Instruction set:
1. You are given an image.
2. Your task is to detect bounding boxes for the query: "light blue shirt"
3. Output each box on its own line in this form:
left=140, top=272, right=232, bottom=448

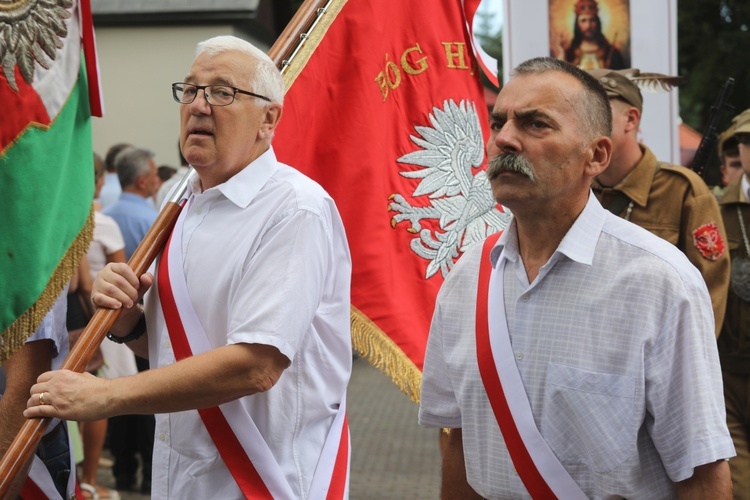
left=420, top=193, right=734, bottom=499
left=103, top=192, right=157, bottom=259
left=97, top=172, right=121, bottom=209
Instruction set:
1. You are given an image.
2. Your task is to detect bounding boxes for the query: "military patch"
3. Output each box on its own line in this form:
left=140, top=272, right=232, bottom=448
left=693, top=222, right=725, bottom=261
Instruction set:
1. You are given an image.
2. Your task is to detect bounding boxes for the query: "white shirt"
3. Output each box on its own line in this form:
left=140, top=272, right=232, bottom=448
left=87, top=211, right=125, bottom=278
left=419, top=194, right=734, bottom=499
left=144, top=147, right=352, bottom=499
left=8, top=288, right=70, bottom=433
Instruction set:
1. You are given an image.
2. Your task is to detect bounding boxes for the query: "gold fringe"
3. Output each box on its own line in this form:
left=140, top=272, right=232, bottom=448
left=351, top=306, right=423, bottom=403
left=0, top=205, right=95, bottom=364
left=282, top=0, right=348, bottom=90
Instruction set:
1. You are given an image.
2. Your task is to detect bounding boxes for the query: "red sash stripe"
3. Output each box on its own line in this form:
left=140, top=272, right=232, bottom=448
left=326, top=414, right=349, bottom=500
left=157, top=232, right=273, bottom=500
left=475, top=233, right=557, bottom=499
left=19, top=478, right=46, bottom=500
left=79, top=0, right=103, bottom=117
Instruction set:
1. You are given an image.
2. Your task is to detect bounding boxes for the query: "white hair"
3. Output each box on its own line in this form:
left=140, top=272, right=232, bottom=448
left=196, top=35, right=284, bottom=106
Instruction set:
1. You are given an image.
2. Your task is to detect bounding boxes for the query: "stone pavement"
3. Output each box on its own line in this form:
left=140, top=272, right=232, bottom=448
left=94, top=356, right=441, bottom=499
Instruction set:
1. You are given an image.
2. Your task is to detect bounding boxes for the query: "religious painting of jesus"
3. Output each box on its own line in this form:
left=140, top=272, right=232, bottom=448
left=549, top=0, right=631, bottom=70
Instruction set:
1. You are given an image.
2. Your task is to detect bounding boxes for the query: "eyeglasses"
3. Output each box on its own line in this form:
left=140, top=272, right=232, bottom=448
left=172, top=82, right=271, bottom=107
left=736, top=133, right=750, bottom=145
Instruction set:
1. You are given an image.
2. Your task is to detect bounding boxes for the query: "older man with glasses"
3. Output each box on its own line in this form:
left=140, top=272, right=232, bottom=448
left=24, top=36, right=353, bottom=499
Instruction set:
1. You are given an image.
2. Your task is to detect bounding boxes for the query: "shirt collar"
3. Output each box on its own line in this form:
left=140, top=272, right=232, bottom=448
left=742, top=174, right=750, bottom=203
left=592, top=145, right=656, bottom=207
left=187, top=147, right=278, bottom=208
left=489, top=192, right=605, bottom=269
left=119, top=191, right=150, bottom=204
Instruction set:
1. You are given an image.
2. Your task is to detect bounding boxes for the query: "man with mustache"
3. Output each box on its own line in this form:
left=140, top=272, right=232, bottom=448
left=419, top=57, right=734, bottom=498
left=24, top=36, right=352, bottom=499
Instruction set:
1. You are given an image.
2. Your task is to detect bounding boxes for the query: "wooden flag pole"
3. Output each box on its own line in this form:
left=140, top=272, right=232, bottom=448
left=0, top=0, right=342, bottom=492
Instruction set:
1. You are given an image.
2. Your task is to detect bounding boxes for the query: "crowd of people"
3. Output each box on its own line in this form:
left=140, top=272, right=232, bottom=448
left=1, top=33, right=749, bottom=500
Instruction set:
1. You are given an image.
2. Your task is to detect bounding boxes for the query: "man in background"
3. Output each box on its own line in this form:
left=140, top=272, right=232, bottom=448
left=590, top=68, right=730, bottom=336
left=97, top=143, right=131, bottom=209
left=103, top=147, right=160, bottom=260
left=717, top=108, right=750, bottom=499
left=714, top=125, right=743, bottom=199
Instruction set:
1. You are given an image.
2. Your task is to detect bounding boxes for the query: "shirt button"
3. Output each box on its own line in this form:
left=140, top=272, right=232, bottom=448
left=515, top=351, right=524, bottom=360
left=195, top=207, right=202, bottom=214
left=159, top=433, right=166, bottom=441
left=520, top=294, right=530, bottom=302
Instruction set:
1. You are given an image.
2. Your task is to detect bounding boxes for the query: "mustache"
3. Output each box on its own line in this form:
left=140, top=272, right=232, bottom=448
left=487, top=153, right=535, bottom=182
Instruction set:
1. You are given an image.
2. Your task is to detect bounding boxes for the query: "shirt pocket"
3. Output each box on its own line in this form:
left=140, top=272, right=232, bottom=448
left=541, top=363, right=636, bottom=473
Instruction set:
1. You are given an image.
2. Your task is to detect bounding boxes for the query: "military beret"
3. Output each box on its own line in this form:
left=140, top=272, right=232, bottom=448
left=586, top=69, right=643, bottom=113
left=732, top=108, right=750, bottom=135
left=718, top=125, right=738, bottom=158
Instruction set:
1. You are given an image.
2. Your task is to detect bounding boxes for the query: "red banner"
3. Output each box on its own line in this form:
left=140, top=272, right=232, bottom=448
left=274, top=0, right=508, bottom=399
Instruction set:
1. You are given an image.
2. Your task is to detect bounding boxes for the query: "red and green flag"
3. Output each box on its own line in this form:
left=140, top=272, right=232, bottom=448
left=274, top=0, right=508, bottom=399
left=0, top=0, right=102, bottom=362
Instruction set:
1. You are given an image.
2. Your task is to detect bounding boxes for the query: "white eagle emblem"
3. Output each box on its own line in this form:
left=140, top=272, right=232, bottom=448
left=0, top=0, right=73, bottom=91
left=389, top=99, right=510, bottom=279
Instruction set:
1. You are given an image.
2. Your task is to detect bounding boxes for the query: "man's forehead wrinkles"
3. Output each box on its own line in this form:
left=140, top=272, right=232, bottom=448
left=183, top=73, right=236, bottom=86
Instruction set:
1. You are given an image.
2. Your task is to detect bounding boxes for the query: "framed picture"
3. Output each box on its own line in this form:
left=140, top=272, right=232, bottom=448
left=548, top=0, right=631, bottom=70
left=503, top=0, right=679, bottom=163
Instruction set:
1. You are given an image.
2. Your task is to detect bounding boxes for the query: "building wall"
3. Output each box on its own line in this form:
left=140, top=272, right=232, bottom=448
left=92, top=25, right=270, bottom=167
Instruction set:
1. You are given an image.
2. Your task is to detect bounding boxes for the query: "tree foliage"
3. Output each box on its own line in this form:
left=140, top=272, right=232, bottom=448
left=678, top=0, right=750, bottom=133
left=475, top=9, right=503, bottom=88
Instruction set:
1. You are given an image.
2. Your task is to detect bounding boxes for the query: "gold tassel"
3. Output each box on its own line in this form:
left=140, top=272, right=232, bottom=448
left=351, top=306, right=423, bottom=403
left=0, top=205, right=95, bottom=364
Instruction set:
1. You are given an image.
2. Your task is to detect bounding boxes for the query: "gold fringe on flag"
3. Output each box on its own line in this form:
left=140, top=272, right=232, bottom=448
left=0, top=205, right=95, bottom=364
left=351, top=306, right=423, bottom=403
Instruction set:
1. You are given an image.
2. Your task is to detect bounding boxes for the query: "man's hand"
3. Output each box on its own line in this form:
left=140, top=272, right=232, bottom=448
left=92, top=262, right=153, bottom=311
left=23, top=370, right=113, bottom=422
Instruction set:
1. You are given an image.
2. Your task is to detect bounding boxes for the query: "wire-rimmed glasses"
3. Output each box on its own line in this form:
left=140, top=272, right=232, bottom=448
left=172, top=82, right=271, bottom=106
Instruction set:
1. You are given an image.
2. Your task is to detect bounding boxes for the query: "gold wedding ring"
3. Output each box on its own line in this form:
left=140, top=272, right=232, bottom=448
left=39, top=392, right=46, bottom=405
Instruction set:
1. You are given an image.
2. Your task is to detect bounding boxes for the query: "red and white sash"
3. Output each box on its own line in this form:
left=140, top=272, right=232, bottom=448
left=157, top=198, right=350, bottom=499
left=20, top=425, right=77, bottom=500
left=475, top=234, right=587, bottom=499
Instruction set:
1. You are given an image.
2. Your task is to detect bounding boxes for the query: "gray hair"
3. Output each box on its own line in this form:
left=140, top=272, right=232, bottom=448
left=196, top=35, right=284, bottom=106
left=512, top=57, right=612, bottom=139
left=115, top=147, right=155, bottom=188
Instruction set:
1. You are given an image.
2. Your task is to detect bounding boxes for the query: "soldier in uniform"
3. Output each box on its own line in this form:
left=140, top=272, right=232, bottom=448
left=718, top=108, right=750, bottom=499
left=714, top=125, right=743, bottom=199
left=589, top=68, right=730, bottom=336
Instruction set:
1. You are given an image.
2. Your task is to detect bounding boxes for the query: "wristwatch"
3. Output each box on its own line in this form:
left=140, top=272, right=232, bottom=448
left=106, top=312, right=147, bottom=344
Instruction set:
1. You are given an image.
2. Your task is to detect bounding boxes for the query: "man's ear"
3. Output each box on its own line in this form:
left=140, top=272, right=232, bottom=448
left=585, top=136, right=613, bottom=178
left=624, top=107, right=641, bottom=134
left=259, top=103, right=283, bottom=140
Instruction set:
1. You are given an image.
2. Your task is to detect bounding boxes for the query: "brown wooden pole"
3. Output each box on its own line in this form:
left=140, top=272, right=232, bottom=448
left=0, top=0, right=336, bottom=494
left=0, top=201, right=183, bottom=494
left=268, top=0, right=329, bottom=66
